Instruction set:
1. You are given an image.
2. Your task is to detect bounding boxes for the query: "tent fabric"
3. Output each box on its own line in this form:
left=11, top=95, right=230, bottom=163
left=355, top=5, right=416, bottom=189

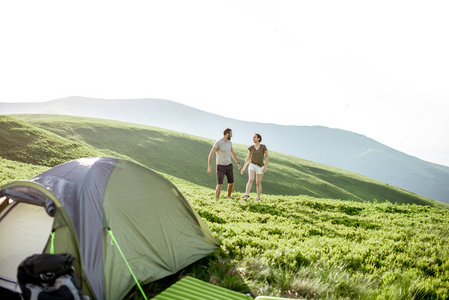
left=0, top=157, right=218, bottom=300
left=102, top=159, right=217, bottom=298
left=33, top=157, right=117, bottom=299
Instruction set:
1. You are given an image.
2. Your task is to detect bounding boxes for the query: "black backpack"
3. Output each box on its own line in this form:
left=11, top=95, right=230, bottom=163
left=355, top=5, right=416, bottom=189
left=17, top=253, right=88, bottom=300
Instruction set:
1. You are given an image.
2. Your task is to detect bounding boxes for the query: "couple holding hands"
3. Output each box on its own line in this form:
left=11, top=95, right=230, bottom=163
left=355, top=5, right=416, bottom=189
left=207, top=128, right=269, bottom=201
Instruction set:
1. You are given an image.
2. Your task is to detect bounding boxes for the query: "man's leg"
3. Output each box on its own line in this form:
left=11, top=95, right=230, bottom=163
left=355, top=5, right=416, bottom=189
left=216, top=165, right=225, bottom=200
left=226, top=164, right=235, bottom=198
left=227, top=183, right=234, bottom=197
left=215, top=184, right=222, bottom=200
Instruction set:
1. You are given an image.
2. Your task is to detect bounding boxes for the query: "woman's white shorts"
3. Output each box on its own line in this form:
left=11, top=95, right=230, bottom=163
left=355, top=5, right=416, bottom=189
left=249, top=163, right=265, bottom=175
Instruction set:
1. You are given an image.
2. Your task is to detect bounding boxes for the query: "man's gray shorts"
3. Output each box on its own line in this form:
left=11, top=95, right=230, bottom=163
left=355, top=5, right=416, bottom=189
left=216, top=164, right=234, bottom=184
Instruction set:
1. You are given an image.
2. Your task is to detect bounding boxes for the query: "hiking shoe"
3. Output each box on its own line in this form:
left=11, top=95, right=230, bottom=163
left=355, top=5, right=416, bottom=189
left=243, top=194, right=249, bottom=200
left=256, top=197, right=260, bottom=201
left=227, top=196, right=233, bottom=199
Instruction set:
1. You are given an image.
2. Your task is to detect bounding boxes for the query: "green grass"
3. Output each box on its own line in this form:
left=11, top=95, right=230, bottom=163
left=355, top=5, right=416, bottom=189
left=0, top=157, right=48, bottom=183
left=136, top=177, right=449, bottom=299
left=2, top=114, right=449, bottom=299
left=0, top=116, right=106, bottom=166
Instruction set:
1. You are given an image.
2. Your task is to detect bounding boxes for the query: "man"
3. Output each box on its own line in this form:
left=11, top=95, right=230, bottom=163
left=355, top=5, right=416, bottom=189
left=207, top=128, right=241, bottom=200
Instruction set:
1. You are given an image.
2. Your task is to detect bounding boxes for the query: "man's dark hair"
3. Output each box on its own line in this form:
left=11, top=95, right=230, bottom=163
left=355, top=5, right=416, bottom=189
left=255, top=133, right=262, bottom=142
left=223, top=128, right=232, bottom=136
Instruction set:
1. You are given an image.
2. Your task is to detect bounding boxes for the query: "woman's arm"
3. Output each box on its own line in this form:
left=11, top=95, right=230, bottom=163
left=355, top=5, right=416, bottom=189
left=263, top=150, right=269, bottom=174
left=240, top=150, right=252, bottom=174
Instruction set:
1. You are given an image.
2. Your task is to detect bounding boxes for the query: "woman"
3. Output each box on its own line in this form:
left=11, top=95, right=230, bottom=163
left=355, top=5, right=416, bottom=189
left=240, top=133, right=269, bottom=200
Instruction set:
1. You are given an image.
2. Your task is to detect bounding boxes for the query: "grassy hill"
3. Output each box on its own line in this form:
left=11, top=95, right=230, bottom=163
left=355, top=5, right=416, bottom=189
left=1, top=114, right=449, bottom=299
left=3, top=97, right=448, bottom=204
left=0, top=116, right=105, bottom=166
left=5, top=114, right=441, bottom=207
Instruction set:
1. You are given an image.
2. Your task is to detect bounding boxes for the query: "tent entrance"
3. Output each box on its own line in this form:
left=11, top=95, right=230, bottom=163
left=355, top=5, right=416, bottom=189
left=0, top=200, right=54, bottom=292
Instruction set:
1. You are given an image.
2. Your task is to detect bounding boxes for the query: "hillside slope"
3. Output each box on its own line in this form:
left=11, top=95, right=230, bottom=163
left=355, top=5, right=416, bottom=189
left=3, top=114, right=442, bottom=207
left=0, top=116, right=106, bottom=166
left=1, top=97, right=448, bottom=203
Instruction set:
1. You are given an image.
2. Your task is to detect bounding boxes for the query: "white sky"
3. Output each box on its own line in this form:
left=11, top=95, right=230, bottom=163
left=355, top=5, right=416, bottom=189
left=1, top=0, right=448, bottom=166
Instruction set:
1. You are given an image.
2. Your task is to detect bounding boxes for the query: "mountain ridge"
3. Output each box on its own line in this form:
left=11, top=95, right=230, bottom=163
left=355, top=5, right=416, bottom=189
left=1, top=96, right=448, bottom=203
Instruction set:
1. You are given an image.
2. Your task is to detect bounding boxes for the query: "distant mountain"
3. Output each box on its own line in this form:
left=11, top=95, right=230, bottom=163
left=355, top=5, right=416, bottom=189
left=1, top=96, right=448, bottom=203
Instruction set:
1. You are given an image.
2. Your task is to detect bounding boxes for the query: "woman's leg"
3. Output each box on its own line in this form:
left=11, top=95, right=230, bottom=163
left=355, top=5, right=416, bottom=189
left=245, top=170, right=255, bottom=195
left=256, top=174, right=263, bottom=199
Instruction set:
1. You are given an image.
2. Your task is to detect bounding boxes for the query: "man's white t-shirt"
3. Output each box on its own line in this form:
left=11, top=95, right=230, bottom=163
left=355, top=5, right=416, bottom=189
left=213, top=139, right=232, bottom=165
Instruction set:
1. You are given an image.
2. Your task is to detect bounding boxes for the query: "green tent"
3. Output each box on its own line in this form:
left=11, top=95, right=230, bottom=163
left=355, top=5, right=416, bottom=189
left=0, top=157, right=218, bottom=300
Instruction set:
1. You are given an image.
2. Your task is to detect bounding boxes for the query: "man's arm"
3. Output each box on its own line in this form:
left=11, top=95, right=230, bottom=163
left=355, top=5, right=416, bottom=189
left=230, top=148, right=241, bottom=169
left=207, top=147, right=217, bottom=174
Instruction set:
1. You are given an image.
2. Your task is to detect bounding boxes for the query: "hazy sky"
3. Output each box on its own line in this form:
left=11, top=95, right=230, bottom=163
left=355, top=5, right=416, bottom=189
left=1, top=1, right=448, bottom=166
